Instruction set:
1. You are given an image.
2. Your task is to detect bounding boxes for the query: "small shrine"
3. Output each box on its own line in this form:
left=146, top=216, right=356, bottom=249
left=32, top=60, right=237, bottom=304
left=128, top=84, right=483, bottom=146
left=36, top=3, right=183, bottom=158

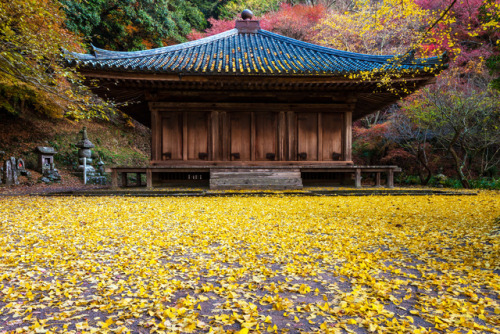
left=34, top=147, right=61, bottom=183
left=35, top=146, right=57, bottom=173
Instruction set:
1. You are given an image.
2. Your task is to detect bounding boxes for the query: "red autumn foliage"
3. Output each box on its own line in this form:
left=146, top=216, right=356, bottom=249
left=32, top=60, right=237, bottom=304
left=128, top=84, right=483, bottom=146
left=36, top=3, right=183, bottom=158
left=187, top=3, right=326, bottom=42
left=262, top=4, right=326, bottom=42
left=417, top=0, right=499, bottom=66
left=352, top=123, right=392, bottom=165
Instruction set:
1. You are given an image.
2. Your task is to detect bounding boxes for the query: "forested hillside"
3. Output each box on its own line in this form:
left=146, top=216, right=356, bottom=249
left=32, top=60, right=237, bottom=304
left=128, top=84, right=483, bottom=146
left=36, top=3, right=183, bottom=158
left=0, top=0, right=499, bottom=188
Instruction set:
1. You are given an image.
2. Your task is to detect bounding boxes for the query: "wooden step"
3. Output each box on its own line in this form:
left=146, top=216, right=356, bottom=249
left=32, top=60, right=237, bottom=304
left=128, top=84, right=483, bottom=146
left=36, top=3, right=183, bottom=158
left=210, top=168, right=303, bottom=190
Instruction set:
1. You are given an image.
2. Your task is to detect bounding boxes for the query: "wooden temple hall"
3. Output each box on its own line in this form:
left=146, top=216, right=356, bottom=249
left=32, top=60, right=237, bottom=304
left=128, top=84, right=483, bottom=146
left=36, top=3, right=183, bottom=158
left=68, top=11, right=446, bottom=189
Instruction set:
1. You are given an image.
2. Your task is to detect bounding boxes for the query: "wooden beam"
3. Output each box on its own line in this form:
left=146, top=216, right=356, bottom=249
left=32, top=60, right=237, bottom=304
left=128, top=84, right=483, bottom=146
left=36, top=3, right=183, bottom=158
left=81, top=70, right=435, bottom=84
left=149, top=102, right=352, bottom=112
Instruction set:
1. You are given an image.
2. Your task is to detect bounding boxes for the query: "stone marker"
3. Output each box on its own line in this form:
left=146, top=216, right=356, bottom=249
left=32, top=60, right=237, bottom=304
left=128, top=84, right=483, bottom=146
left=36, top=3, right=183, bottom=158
left=3, top=159, right=19, bottom=186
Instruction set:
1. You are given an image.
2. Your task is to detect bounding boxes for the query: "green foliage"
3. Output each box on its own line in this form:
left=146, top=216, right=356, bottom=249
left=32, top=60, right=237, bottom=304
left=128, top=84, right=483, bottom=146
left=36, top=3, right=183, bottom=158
left=398, top=173, right=422, bottom=185
left=219, top=0, right=281, bottom=19
left=190, top=0, right=230, bottom=20
left=486, top=54, right=500, bottom=91
left=470, top=178, right=500, bottom=190
left=425, top=176, right=500, bottom=189
left=95, top=147, right=148, bottom=166
left=61, top=0, right=207, bottom=50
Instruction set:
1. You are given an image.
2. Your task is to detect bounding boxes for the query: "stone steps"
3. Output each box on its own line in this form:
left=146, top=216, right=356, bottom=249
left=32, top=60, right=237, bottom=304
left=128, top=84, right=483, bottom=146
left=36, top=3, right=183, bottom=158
left=210, top=168, right=303, bottom=190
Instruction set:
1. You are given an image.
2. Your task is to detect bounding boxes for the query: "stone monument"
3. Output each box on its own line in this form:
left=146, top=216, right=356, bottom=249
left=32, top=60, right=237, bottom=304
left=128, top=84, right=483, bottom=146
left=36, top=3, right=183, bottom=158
left=34, top=146, right=61, bottom=183
left=76, top=127, right=96, bottom=174
left=2, top=158, right=18, bottom=186
left=75, top=127, right=106, bottom=184
left=16, top=158, right=31, bottom=178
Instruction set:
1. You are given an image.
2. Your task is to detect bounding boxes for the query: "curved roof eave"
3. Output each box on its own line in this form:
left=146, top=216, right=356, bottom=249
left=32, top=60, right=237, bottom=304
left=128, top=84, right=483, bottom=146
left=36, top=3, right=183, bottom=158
left=65, top=27, right=446, bottom=76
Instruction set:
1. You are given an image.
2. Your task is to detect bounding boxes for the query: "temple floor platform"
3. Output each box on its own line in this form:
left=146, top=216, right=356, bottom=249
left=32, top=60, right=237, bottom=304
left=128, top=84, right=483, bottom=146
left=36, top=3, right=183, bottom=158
left=105, top=165, right=403, bottom=190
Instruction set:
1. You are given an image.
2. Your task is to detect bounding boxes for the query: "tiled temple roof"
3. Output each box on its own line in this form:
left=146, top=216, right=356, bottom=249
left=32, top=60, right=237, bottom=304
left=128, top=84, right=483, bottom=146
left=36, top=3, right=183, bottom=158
left=67, top=22, right=446, bottom=76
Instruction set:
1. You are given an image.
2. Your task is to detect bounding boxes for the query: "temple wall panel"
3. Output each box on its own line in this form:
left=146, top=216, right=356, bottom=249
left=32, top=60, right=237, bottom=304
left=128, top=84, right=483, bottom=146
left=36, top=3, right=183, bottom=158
left=152, top=108, right=352, bottom=164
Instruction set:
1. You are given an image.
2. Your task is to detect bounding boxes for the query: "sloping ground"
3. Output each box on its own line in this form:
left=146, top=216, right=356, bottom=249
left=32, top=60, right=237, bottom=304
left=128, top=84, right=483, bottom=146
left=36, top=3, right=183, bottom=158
left=0, top=111, right=150, bottom=193
left=0, top=193, right=499, bottom=333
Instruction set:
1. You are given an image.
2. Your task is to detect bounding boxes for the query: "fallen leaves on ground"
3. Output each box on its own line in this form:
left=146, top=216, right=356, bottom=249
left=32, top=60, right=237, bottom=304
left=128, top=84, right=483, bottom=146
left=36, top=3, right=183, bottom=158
left=0, top=192, right=499, bottom=333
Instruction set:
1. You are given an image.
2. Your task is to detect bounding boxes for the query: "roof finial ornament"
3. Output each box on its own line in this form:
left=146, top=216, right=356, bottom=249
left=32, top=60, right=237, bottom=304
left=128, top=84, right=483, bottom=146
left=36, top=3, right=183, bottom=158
left=241, top=9, right=253, bottom=20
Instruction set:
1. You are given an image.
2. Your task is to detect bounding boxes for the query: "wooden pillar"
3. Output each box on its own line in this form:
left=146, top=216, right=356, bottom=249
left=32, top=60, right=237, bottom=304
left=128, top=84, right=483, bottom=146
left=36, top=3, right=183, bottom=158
left=375, top=172, right=381, bottom=187
left=221, top=112, right=228, bottom=161
left=121, top=173, right=128, bottom=187
left=210, top=111, right=219, bottom=160
left=355, top=168, right=361, bottom=188
left=182, top=112, right=188, bottom=161
left=111, top=169, right=118, bottom=189
left=146, top=168, right=152, bottom=188
left=387, top=169, right=394, bottom=188
left=317, top=113, right=323, bottom=161
left=251, top=112, right=256, bottom=161
left=344, top=111, right=352, bottom=162
left=149, top=105, right=161, bottom=162
left=287, top=111, right=296, bottom=161
left=278, top=111, right=285, bottom=161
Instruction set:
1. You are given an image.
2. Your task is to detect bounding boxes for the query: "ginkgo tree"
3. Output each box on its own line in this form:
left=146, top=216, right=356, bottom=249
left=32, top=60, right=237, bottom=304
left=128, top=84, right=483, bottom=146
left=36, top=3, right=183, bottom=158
left=0, top=0, right=112, bottom=119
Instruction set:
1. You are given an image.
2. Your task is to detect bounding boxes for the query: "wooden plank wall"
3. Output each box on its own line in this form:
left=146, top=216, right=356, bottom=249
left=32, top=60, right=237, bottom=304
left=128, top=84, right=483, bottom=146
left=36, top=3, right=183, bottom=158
left=150, top=108, right=351, bottom=163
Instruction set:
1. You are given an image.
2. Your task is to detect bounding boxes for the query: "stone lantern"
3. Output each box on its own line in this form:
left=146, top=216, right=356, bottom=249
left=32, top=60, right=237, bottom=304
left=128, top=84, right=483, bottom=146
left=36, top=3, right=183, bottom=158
left=76, top=127, right=95, bottom=174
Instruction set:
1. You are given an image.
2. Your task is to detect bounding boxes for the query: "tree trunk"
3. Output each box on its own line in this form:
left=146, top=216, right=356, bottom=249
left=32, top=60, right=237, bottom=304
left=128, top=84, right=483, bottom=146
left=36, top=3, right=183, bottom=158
left=449, top=146, right=470, bottom=188
left=448, top=129, right=470, bottom=188
left=416, top=145, right=432, bottom=185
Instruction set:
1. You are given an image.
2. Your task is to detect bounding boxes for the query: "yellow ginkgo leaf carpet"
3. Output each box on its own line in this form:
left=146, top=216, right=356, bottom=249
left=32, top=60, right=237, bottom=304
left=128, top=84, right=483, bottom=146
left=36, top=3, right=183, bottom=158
left=0, top=193, right=499, bottom=333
